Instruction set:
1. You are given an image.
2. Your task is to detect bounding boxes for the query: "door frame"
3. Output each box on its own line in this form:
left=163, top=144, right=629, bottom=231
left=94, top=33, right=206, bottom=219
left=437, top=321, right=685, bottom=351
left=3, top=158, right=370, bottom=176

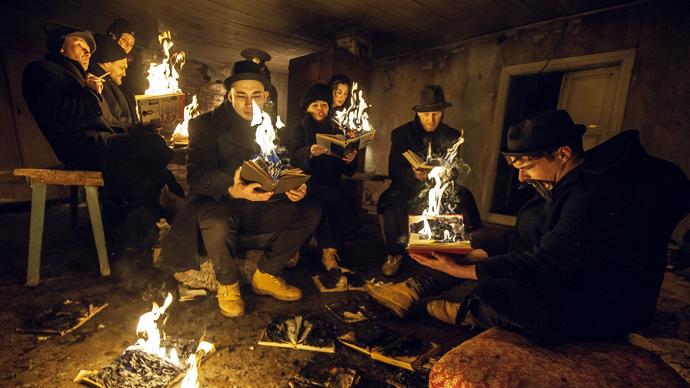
left=482, top=49, right=636, bottom=226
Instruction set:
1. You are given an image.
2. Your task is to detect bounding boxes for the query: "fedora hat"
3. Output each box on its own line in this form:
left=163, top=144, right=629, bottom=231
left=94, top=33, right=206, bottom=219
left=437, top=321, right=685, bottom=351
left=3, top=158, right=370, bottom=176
left=223, top=60, right=269, bottom=91
left=502, top=110, right=586, bottom=157
left=412, top=85, right=452, bottom=112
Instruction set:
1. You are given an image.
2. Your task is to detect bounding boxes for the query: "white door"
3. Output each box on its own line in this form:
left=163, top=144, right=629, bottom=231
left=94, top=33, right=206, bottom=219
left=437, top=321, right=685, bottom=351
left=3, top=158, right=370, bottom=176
left=558, top=66, right=621, bottom=150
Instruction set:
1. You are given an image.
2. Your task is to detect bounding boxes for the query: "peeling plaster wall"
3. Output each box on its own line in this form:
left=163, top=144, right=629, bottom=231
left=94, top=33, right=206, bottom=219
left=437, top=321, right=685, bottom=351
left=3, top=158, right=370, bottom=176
left=365, top=0, right=690, bottom=237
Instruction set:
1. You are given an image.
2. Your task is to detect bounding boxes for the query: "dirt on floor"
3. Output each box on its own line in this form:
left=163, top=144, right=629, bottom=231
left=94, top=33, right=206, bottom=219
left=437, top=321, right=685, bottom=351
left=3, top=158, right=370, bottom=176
left=0, top=201, right=688, bottom=387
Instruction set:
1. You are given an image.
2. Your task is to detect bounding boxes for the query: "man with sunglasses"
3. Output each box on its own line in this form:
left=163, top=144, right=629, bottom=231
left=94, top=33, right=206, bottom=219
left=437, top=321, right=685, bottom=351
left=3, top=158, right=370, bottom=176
left=367, top=109, right=689, bottom=344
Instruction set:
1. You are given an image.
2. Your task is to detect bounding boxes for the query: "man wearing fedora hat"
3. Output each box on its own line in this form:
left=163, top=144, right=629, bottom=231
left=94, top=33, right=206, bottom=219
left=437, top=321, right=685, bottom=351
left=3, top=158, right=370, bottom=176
left=376, top=85, right=482, bottom=277
left=159, top=60, right=321, bottom=318
left=371, top=109, right=690, bottom=344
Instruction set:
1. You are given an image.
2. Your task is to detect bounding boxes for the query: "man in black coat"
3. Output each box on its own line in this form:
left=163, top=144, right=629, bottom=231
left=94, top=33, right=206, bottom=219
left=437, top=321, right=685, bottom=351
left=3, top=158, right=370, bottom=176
left=378, top=85, right=482, bottom=277
left=159, top=60, right=321, bottom=318
left=22, top=27, right=175, bottom=249
left=89, top=33, right=136, bottom=132
left=370, top=110, right=690, bottom=344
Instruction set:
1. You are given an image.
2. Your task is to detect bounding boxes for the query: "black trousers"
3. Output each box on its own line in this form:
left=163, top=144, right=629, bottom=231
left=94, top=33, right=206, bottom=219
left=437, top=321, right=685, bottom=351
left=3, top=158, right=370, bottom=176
left=308, top=184, right=360, bottom=251
left=379, top=189, right=417, bottom=256
left=197, top=197, right=321, bottom=284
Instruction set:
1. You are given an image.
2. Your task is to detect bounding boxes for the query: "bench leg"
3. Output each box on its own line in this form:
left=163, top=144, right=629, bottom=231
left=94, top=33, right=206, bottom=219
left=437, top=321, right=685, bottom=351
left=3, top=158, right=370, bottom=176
left=85, top=186, right=110, bottom=277
left=26, top=182, right=47, bottom=287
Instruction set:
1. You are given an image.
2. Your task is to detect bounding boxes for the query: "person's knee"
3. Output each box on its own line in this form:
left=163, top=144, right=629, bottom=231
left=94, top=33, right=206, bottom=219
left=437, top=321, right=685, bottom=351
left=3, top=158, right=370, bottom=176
left=300, top=199, right=322, bottom=227
left=198, top=207, right=235, bottom=236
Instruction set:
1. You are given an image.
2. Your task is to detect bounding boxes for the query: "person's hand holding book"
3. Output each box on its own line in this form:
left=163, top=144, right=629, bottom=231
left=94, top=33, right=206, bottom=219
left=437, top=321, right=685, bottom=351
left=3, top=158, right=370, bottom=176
left=342, top=150, right=358, bottom=164
left=310, top=144, right=328, bottom=158
left=285, top=183, right=307, bottom=202
left=228, top=167, right=274, bottom=201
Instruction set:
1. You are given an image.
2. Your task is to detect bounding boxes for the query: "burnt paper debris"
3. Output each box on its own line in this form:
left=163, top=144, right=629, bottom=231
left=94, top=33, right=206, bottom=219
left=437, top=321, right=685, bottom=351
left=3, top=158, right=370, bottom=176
left=313, top=268, right=365, bottom=292
left=288, top=361, right=360, bottom=388
left=324, top=296, right=383, bottom=323
left=19, top=299, right=108, bottom=337
left=259, top=314, right=335, bottom=352
left=75, top=338, right=205, bottom=388
left=338, top=325, right=440, bottom=371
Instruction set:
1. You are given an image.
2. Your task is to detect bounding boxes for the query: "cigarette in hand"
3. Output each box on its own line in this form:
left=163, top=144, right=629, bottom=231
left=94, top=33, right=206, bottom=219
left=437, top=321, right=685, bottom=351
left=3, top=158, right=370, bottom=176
left=91, top=72, right=110, bottom=80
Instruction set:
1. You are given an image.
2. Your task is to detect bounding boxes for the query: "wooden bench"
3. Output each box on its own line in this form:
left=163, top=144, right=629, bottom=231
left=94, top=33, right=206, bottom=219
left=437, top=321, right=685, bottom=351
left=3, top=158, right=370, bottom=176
left=13, top=168, right=110, bottom=286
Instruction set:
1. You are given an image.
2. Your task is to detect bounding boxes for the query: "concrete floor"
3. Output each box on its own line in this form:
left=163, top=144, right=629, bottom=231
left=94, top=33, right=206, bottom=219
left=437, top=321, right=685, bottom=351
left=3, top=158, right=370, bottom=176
left=0, top=201, right=688, bottom=387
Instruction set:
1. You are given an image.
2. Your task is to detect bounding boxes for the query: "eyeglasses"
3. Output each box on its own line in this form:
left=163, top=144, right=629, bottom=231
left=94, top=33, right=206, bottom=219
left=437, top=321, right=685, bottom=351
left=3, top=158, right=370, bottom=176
left=504, top=149, right=558, bottom=168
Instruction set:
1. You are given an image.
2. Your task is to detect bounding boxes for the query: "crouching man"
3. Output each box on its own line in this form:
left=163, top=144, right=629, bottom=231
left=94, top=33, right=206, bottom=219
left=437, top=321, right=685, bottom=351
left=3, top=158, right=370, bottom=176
left=160, top=60, right=321, bottom=317
left=368, top=110, right=690, bottom=344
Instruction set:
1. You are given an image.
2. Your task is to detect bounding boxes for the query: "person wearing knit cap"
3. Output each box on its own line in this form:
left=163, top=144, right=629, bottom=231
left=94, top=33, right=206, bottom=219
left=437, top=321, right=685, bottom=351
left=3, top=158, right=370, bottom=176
left=22, top=27, right=176, bottom=252
left=160, top=59, right=321, bottom=318
left=284, top=83, right=360, bottom=272
left=89, top=33, right=133, bottom=132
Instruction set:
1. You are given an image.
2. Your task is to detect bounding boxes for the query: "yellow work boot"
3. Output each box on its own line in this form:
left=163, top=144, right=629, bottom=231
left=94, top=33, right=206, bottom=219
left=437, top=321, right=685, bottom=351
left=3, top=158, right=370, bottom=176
left=381, top=254, right=403, bottom=277
left=364, top=280, right=419, bottom=318
left=217, top=282, right=244, bottom=318
left=426, top=300, right=461, bottom=324
left=321, top=248, right=340, bottom=271
left=285, top=251, right=300, bottom=269
left=251, top=270, right=302, bottom=301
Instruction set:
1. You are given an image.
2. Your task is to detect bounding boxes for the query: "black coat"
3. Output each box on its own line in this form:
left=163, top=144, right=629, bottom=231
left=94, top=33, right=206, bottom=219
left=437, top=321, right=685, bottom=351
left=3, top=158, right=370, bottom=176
left=476, top=130, right=690, bottom=338
left=283, top=114, right=357, bottom=186
left=87, top=63, right=137, bottom=132
left=22, top=54, right=112, bottom=169
left=378, top=117, right=481, bottom=229
left=160, top=101, right=263, bottom=270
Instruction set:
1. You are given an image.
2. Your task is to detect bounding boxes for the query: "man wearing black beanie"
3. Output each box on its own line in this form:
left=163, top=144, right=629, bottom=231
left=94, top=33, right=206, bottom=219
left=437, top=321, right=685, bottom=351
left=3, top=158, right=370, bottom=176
left=90, top=33, right=133, bottom=131
left=23, top=27, right=175, bottom=251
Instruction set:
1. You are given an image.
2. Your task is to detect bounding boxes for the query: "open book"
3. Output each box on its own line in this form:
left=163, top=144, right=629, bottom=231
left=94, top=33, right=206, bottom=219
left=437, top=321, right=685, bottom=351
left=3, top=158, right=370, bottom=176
left=315, top=130, right=376, bottom=157
left=240, top=160, right=310, bottom=194
left=407, top=215, right=473, bottom=255
left=402, top=150, right=436, bottom=171
left=134, top=92, right=185, bottom=126
left=337, top=328, right=440, bottom=371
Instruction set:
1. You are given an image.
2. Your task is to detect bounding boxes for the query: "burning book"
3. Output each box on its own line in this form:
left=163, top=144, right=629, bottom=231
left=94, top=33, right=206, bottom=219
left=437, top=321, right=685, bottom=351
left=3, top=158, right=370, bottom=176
left=338, top=325, right=440, bottom=371
left=324, top=81, right=376, bottom=157
left=407, top=135, right=473, bottom=255
left=240, top=100, right=310, bottom=193
left=312, top=267, right=365, bottom=293
left=258, top=314, right=335, bottom=353
left=135, top=92, right=186, bottom=127
left=74, top=293, right=214, bottom=388
left=240, top=159, right=309, bottom=193
left=407, top=214, right=472, bottom=255
left=135, top=30, right=199, bottom=142
left=402, top=149, right=441, bottom=172
left=18, top=299, right=107, bottom=337
left=315, top=131, right=376, bottom=158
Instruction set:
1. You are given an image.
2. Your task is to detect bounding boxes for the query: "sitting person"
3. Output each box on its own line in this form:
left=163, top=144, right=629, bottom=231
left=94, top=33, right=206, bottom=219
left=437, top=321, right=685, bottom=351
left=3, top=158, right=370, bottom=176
left=284, top=83, right=360, bottom=271
left=378, top=85, right=481, bottom=277
left=88, top=33, right=136, bottom=132
left=106, top=18, right=146, bottom=99
left=159, top=60, right=321, bottom=318
left=22, top=27, right=175, bottom=248
left=368, top=109, right=690, bottom=344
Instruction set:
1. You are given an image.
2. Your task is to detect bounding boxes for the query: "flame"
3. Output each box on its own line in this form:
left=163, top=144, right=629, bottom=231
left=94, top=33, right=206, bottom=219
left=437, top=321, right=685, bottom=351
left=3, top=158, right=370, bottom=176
left=126, top=293, right=180, bottom=365
left=251, top=99, right=284, bottom=163
left=180, top=341, right=215, bottom=388
left=333, top=82, right=373, bottom=138
left=173, top=95, right=199, bottom=140
left=419, top=135, right=466, bottom=239
left=145, top=30, right=186, bottom=95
